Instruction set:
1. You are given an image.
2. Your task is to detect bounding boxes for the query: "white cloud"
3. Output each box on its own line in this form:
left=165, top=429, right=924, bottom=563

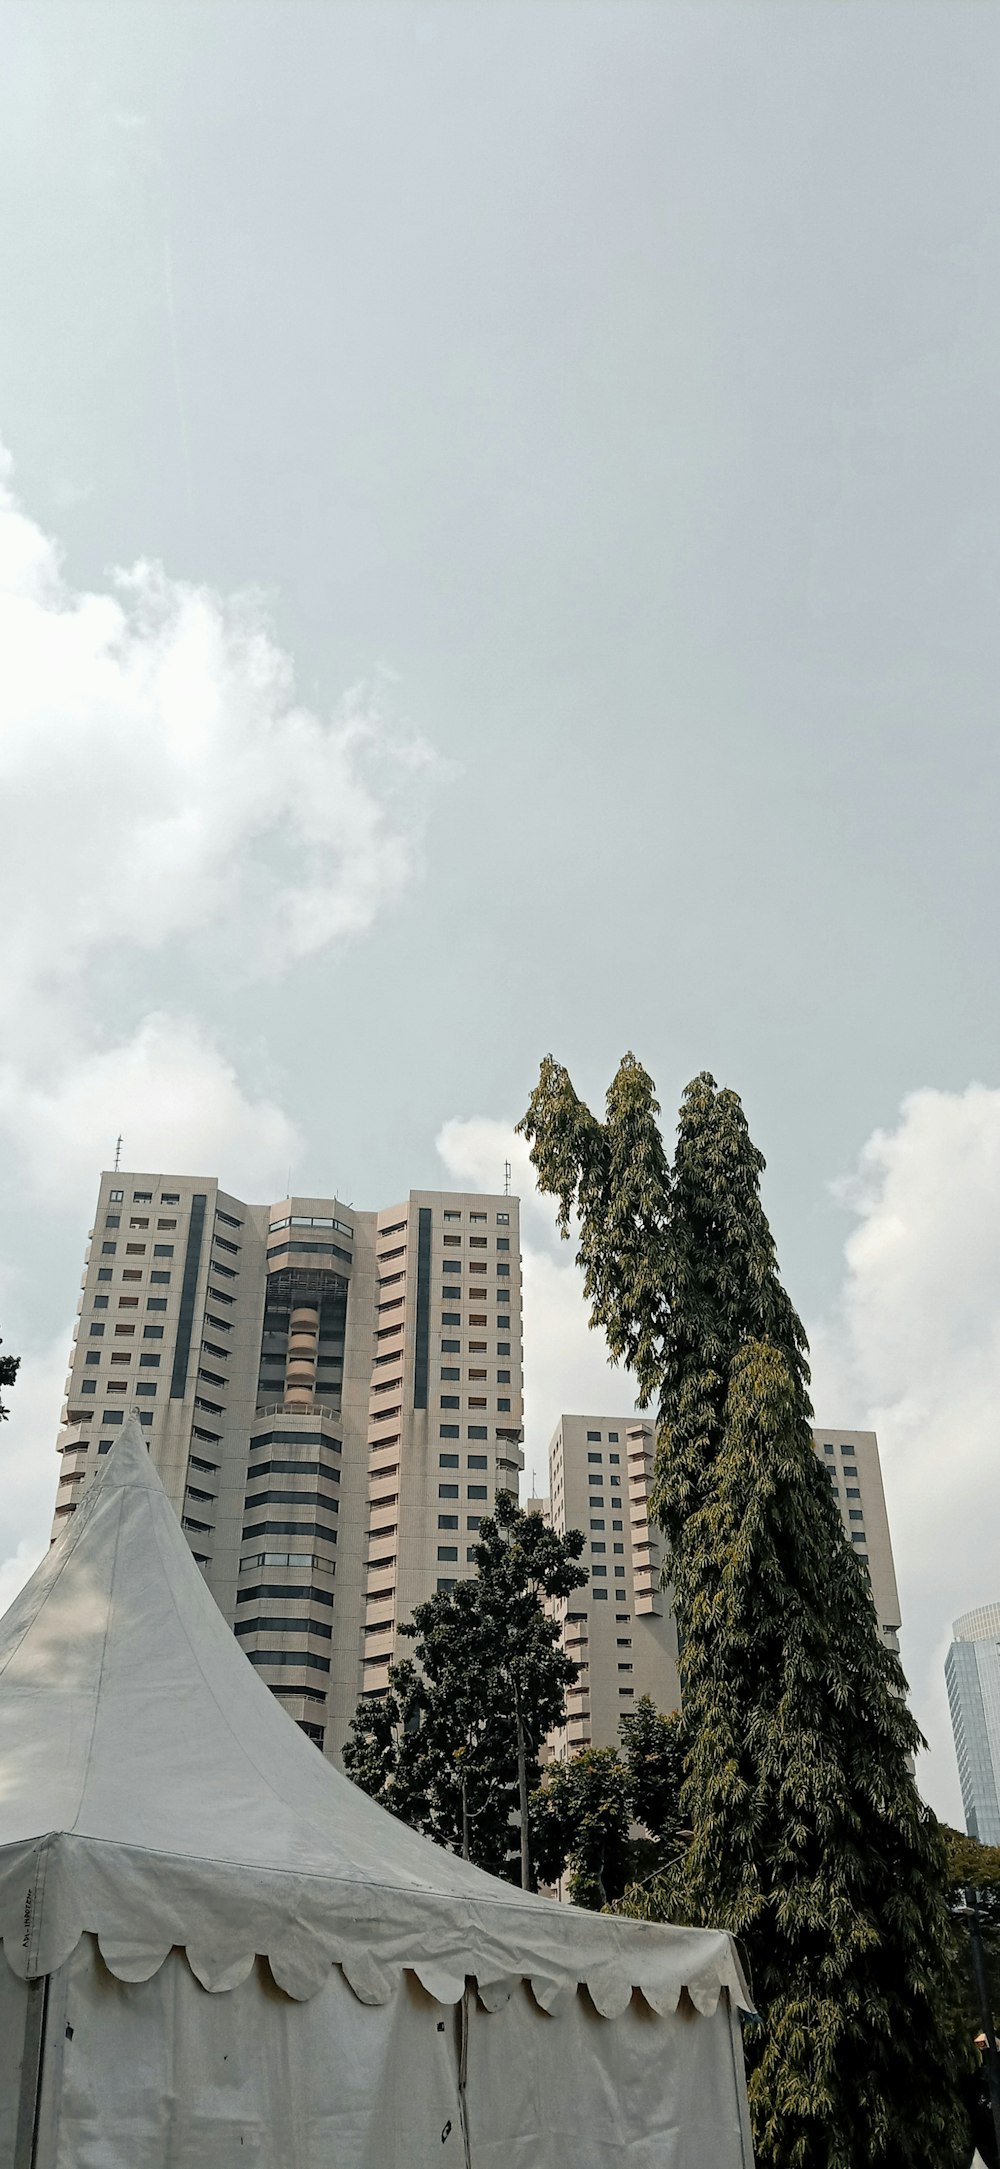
left=435, top=1116, right=639, bottom=1491
left=0, top=446, right=437, bottom=1060
left=0, top=1330, right=75, bottom=1615
left=0, top=1014, right=302, bottom=1215
left=811, top=1083, right=1000, bottom=1824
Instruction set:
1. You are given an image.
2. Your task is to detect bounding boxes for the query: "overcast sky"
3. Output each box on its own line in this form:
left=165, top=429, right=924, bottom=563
left=1, top=1, right=999, bottom=1822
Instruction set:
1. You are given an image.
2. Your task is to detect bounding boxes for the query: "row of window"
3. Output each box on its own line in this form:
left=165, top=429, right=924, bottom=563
left=439, top=1484, right=489, bottom=1499
left=441, top=1313, right=513, bottom=1328
left=440, top=1368, right=512, bottom=1382
left=441, top=1236, right=511, bottom=1250
left=440, top=1425, right=491, bottom=1441
left=105, top=1214, right=177, bottom=1232
left=107, top=1189, right=181, bottom=1205
left=440, top=1396, right=512, bottom=1411
left=101, top=1241, right=175, bottom=1259
left=440, top=1340, right=511, bottom=1356
left=442, top=1211, right=510, bottom=1225
left=438, top=1516, right=484, bottom=1532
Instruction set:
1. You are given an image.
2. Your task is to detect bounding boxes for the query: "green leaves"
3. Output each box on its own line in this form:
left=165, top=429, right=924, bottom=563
left=0, top=1335, right=18, bottom=1424
left=524, top=1054, right=971, bottom=2169
left=344, top=1496, right=587, bottom=1884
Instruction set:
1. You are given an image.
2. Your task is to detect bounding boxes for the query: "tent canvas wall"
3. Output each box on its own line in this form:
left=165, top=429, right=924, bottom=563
left=0, top=1419, right=755, bottom=2167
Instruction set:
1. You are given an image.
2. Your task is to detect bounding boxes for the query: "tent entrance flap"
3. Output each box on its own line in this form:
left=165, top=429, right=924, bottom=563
left=13, top=1975, right=46, bottom=2169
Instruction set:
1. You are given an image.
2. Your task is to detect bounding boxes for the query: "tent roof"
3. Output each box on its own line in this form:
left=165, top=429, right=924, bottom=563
left=0, top=1419, right=749, bottom=2015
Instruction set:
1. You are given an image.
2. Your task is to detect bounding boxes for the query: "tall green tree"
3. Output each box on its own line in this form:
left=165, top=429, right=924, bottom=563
left=520, top=1056, right=970, bottom=2169
left=345, top=1494, right=586, bottom=1883
left=0, top=1335, right=18, bottom=1424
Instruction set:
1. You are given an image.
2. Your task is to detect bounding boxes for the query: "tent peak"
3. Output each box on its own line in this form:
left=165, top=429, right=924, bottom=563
left=96, top=1412, right=159, bottom=1492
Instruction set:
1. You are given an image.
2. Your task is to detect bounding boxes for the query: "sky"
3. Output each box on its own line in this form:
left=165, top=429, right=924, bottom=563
left=0, top=0, right=998, bottom=1822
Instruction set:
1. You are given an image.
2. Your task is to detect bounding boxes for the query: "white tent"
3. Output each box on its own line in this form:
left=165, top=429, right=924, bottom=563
left=0, top=1418, right=754, bottom=2168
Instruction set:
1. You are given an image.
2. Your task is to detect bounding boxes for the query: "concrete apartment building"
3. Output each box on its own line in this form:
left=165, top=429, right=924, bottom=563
left=55, top=1170, right=523, bottom=1762
left=945, top=1604, right=1000, bottom=1845
left=543, top=1416, right=902, bottom=1756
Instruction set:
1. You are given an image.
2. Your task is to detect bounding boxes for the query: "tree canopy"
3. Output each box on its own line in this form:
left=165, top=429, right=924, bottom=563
left=344, top=1493, right=586, bottom=1882
left=520, top=1055, right=971, bottom=2169
left=530, top=1696, right=685, bottom=1909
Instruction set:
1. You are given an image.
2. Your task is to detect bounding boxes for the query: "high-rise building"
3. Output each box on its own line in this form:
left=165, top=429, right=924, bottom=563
left=544, top=1414, right=680, bottom=1756
left=811, top=1427, right=901, bottom=1656
left=54, top=1171, right=523, bottom=1762
left=543, top=1416, right=901, bottom=1756
left=946, top=1605, right=1000, bottom=1846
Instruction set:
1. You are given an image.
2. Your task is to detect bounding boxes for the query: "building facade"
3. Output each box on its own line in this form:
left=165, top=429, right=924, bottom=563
left=543, top=1416, right=902, bottom=1756
left=946, top=1604, right=1000, bottom=1846
left=55, top=1171, right=523, bottom=1762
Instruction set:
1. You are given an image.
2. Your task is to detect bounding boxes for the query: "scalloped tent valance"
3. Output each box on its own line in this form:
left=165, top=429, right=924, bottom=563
left=0, top=1417, right=750, bottom=2023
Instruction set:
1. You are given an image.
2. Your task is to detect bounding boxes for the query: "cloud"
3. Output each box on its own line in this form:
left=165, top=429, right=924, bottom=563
left=0, top=1014, right=302, bottom=1216
left=0, top=445, right=440, bottom=1209
left=0, top=1330, right=75, bottom=1616
left=810, top=1083, right=1000, bottom=1824
left=0, top=445, right=437, bottom=1060
left=435, top=1116, right=639, bottom=1488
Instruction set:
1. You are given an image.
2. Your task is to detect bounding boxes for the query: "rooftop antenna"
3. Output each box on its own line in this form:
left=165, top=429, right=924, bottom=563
left=113, top=1134, right=123, bottom=1172
left=503, top=1158, right=511, bottom=1197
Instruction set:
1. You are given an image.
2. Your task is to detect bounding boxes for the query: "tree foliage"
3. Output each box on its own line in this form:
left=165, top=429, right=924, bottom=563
left=344, top=1493, right=586, bottom=1881
left=520, top=1056, right=971, bottom=2169
left=530, top=1696, right=685, bottom=1909
left=0, top=1336, right=18, bottom=1424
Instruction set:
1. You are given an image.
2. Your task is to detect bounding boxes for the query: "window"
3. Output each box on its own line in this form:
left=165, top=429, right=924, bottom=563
left=849, top=1509, right=865, bottom=1522
left=592, top=1565, right=607, bottom=1578
left=161, top=1193, right=180, bottom=1204
left=438, top=1514, right=458, bottom=1530
left=469, top=1396, right=487, bottom=1409
left=844, top=1465, right=858, bottom=1479
left=496, top=1238, right=510, bottom=1252
left=498, top=1398, right=511, bottom=1411
left=157, top=1218, right=177, bottom=1231
left=125, top=1244, right=145, bottom=1257
left=614, top=1565, right=626, bottom=1578
left=216, top=1209, right=242, bottom=1229
left=437, top=1546, right=458, bottom=1562
left=93, top=1296, right=108, bottom=1311
left=439, top=1484, right=459, bottom=1499
left=443, top=1235, right=462, bottom=1248
left=109, top=1189, right=123, bottom=1202
left=133, top=1191, right=152, bottom=1203
left=118, top=1297, right=139, bottom=1310
left=150, top=1270, right=171, bottom=1286
left=114, top=1325, right=135, bottom=1338
left=823, top=1443, right=834, bottom=1455
left=439, top=1453, right=459, bottom=1468
left=136, top=1382, right=157, bottom=1397
left=497, top=1370, right=510, bottom=1384
left=89, top=1323, right=105, bottom=1339
left=588, top=1473, right=602, bottom=1487
left=130, top=1217, right=149, bottom=1230
left=467, top=1485, right=487, bottom=1500
left=587, top=1432, right=601, bottom=1444
left=846, top=1486, right=861, bottom=1499
left=613, top=1542, right=624, bottom=1555
left=469, top=1236, right=487, bottom=1250
left=441, top=1367, right=460, bottom=1381
left=610, top=1475, right=621, bottom=1488
left=441, top=1340, right=460, bottom=1353
left=496, top=1264, right=510, bottom=1278
left=497, top=1212, right=509, bottom=1224
left=437, top=1578, right=456, bottom=1592
left=443, top=1211, right=461, bottom=1222
left=442, top=1313, right=461, bottom=1327
left=440, top=1424, right=460, bottom=1439
left=467, top=1517, right=482, bottom=1532
left=497, top=1342, right=510, bottom=1356
left=587, top=1451, right=602, bottom=1464
left=608, top=1432, right=619, bottom=1443
left=105, top=1213, right=120, bottom=1229
left=497, top=1315, right=510, bottom=1329
left=97, top=1269, right=112, bottom=1283
left=81, top=1378, right=97, bottom=1393
left=147, top=1298, right=167, bottom=1312
left=470, top=1212, right=486, bottom=1223
left=851, top=1532, right=867, bottom=1545
left=153, top=1243, right=174, bottom=1258
left=468, top=1455, right=487, bottom=1469
left=440, top=1396, right=459, bottom=1410
left=122, top=1270, right=141, bottom=1283
left=101, top=1242, right=116, bottom=1256
left=612, top=1521, right=623, bottom=1533
left=590, top=1519, right=605, bottom=1532
left=839, top=1444, right=853, bottom=1456
left=593, top=1587, right=608, bottom=1600
left=468, top=1426, right=487, bottom=1440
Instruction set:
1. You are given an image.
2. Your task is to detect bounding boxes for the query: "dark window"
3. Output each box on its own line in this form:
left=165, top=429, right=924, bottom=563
left=236, top=1584, right=334, bottom=1608
left=437, top=1546, right=458, bottom=1562
left=89, top=1324, right=105, bottom=1338
left=169, top=1194, right=206, bottom=1400
left=246, top=1649, right=330, bottom=1674
left=467, top=1485, right=487, bottom=1500
left=441, top=1340, right=461, bottom=1353
left=439, top=1485, right=459, bottom=1499
left=139, top=1354, right=160, bottom=1368
left=413, top=1205, right=431, bottom=1410
left=151, top=1271, right=171, bottom=1286
left=235, top=1617, right=332, bottom=1640
left=97, top=1269, right=112, bottom=1283
left=438, top=1515, right=458, bottom=1530
left=153, top=1244, right=174, bottom=1258
left=242, top=1520, right=338, bottom=1544
left=440, top=1424, right=460, bottom=1438
left=144, top=1326, right=164, bottom=1340
left=101, top=1242, right=116, bottom=1256
left=468, top=1455, right=487, bottom=1469
left=439, top=1453, right=459, bottom=1468
left=105, top=1214, right=120, bottom=1229
left=441, top=1395, right=460, bottom=1409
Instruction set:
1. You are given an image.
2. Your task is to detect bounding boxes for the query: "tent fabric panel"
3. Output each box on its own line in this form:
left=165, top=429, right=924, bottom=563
left=0, top=1834, right=752, bottom=2016
left=47, top=1940, right=467, bottom=2169
left=463, top=1980, right=755, bottom=2169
